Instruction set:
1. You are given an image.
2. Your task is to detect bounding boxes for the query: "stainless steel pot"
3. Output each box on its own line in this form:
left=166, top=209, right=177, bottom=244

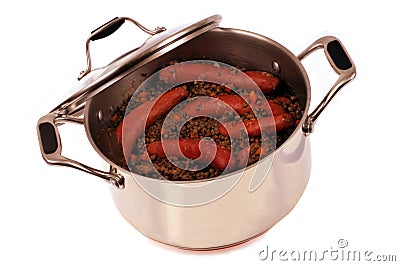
left=37, top=15, right=356, bottom=250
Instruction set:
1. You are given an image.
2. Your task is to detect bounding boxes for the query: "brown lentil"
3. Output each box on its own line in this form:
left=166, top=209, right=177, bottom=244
left=108, top=67, right=304, bottom=181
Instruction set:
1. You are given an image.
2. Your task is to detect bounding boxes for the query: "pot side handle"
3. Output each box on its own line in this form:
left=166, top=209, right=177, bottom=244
left=78, top=17, right=166, bottom=80
left=37, top=113, right=125, bottom=189
left=298, top=36, right=356, bottom=135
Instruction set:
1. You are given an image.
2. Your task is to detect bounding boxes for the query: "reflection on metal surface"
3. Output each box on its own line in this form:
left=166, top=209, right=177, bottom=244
left=272, top=61, right=281, bottom=73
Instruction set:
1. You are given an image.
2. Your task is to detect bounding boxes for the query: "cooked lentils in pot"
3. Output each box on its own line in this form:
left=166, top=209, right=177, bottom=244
left=108, top=64, right=304, bottom=181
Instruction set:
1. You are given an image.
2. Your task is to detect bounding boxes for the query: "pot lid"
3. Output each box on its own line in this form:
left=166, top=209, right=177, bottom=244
left=53, top=15, right=222, bottom=115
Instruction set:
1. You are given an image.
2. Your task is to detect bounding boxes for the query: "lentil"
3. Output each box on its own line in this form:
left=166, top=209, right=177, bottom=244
left=108, top=68, right=304, bottom=181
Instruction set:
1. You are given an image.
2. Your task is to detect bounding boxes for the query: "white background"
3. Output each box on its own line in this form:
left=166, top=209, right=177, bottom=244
left=1, top=0, right=399, bottom=265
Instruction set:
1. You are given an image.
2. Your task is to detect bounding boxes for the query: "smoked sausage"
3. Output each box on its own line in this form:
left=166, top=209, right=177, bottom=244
left=183, top=94, right=251, bottom=116
left=159, top=62, right=279, bottom=94
left=115, top=86, right=188, bottom=153
left=183, top=94, right=286, bottom=117
left=219, top=113, right=295, bottom=138
left=146, top=139, right=232, bottom=170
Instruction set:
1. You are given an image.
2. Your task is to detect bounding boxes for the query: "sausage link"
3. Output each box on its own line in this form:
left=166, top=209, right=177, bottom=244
left=265, top=102, right=286, bottom=116
left=115, top=86, right=188, bottom=153
left=146, top=139, right=231, bottom=170
left=243, top=71, right=280, bottom=95
left=183, top=94, right=251, bottom=117
left=159, top=62, right=279, bottom=94
left=184, top=94, right=286, bottom=117
left=219, top=113, right=295, bottom=138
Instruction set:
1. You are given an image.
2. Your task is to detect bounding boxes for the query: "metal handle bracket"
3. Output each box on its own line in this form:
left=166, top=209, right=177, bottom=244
left=298, top=36, right=356, bottom=135
left=37, top=113, right=125, bottom=189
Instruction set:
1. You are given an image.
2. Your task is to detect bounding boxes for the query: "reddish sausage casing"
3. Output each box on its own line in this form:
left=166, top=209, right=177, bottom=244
left=183, top=94, right=286, bottom=117
left=243, top=71, right=280, bottom=95
left=116, top=86, right=188, bottom=153
left=219, top=113, right=295, bottom=139
left=146, top=139, right=232, bottom=170
left=159, top=62, right=279, bottom=94
left=183, top=94, right=251, bottom=117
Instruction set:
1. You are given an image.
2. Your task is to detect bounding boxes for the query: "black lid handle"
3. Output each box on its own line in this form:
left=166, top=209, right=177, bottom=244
left=90, top=17, right=125, bottom=41
left=78, top=17, right=166, bottom=80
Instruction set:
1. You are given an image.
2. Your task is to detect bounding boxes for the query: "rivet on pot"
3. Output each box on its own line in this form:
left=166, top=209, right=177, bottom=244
left=272, top=61, right=281, bottom=73
left=97, top=110, right=103, bottom=122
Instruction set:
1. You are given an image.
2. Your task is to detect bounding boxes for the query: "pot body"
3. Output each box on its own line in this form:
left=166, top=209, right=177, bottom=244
left=85, top=28, right=312, bottom=249
left=110, top=130, right=311, bottom=249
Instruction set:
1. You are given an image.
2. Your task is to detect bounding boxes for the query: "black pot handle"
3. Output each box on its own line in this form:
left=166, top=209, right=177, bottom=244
left=326, top=40, right=353, bottom=71
left=37, top=113, right=125, bottom=189
left=78, top=17, right=166, bottom=80
left=298, top=36, right=356, bottom=135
